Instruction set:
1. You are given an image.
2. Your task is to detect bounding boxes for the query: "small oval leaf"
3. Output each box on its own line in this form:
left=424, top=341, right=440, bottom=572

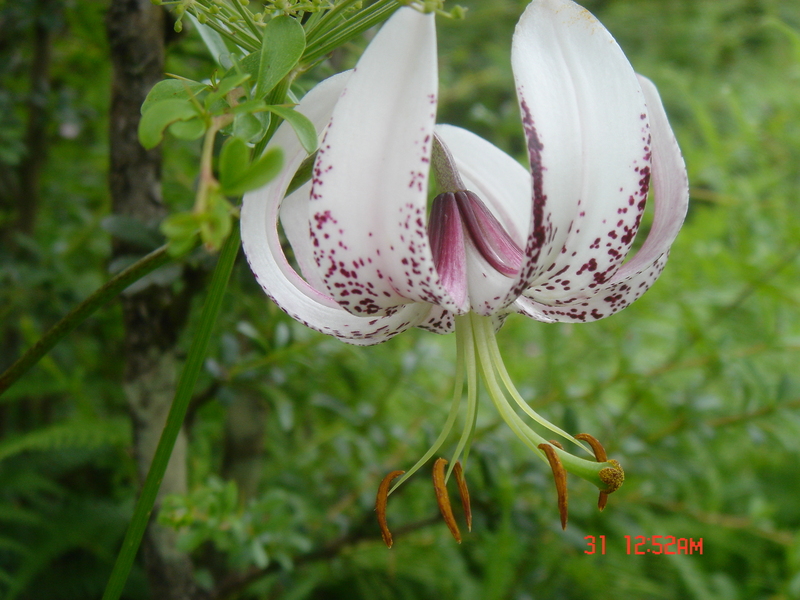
left=219, top=137, right=251, bottom=190
left=139, top=99, right=200, bottom=149
left=233, top=112, right=265, bottom=143
left=266, top=105, right=317, bottom=154
left=205, top=73, right=251, bottom=108
left=141, top=79, right=207, bottom=115
left=169, top=117, right=207, bottom=141
left=222, top=147, right=283, bottom=196
left=256, top=16, right=306, bottom=99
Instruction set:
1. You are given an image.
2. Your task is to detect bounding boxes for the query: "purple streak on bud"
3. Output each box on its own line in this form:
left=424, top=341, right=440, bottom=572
left=455, top=190, right=522, bottom=277
left=429, top=190, right=523, bottom=303
left=428, top=192, right=468, bottom=307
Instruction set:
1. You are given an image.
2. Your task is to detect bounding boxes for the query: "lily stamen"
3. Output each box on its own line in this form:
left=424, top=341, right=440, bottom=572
left=539, top=443, right=569, bottom=530
left=453, top=461, right=472, bottom=532
left=376, top=470, right=405, bottom=548
left=432, top=458, right=462, bottom=543
left=574, top=432, right=608, bottom=462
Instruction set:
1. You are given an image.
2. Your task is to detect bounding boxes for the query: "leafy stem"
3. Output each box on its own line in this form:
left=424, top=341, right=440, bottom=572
left=0, top=244, right=175, bottom=398
left=196, top=113, right=235, bottom=215
left=101, top=225, right=241, bottom=600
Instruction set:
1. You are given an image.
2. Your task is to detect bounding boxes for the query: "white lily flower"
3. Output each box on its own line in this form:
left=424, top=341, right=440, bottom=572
left=241, top=0, right=688, bottom=544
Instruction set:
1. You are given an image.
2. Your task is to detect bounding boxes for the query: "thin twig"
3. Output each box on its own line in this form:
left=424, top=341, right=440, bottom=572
left=639, top=497, right=793, bottom=546
left=0, top=244, right=173, bottom=397
left=211, top=514, right=442, bottom=600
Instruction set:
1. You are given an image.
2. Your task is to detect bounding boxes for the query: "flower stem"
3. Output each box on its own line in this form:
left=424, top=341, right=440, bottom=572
left=101, top=227, right=240, bottom=600
left=0, top=244, right=173, bottom=397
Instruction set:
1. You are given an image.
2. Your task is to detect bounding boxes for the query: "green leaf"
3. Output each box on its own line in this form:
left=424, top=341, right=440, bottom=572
left=219, top=137, right=251, bottom=191
left=102, top=230, right=240, bottom=600
left=138, top=99, right=200, bottom=149
left=286, top=151, right=316, bottom=196
left=141, top=79, right=207, bottom=115
left=168, top=117, right=207, bottom=141
left=266, top=105, right=317, bottom=153
left=205, top=73, right=251, bottom=108
left=221, top=147, right=283, bottom=196
left=199, top=191, right=233, bottom=251
left=230, top=98, right=268, bottom=115
left=227, top=52, right=260, bottom=84
left=233, top=112, right=266, bottom=143
left=161, top=212, right=200, bottom=239
left=255, top=16, right=306, bottom=100
left=0, top=419, right=131, bottom=463
left=160, top=213, right=201, bottom=256
left=188, top=12, right=234, bottom=66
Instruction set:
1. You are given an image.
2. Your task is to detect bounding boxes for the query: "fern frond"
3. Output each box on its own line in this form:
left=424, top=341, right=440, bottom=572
left=0, top=418, right=131, bottom=463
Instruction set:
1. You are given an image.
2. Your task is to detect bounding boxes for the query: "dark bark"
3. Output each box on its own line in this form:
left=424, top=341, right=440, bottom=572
left=0, top=0, right=59, bottom=238
left=0, top=0, right=58, bottom=377
left=222, top=393, right=267, bottom=502
left=106, top=2, right=206, bottom=598
left=17, top=0, right=55, bottom=235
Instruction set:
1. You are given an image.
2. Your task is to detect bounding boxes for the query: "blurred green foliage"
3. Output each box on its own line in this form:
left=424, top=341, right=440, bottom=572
left=2, top=0, right=800, bottom=599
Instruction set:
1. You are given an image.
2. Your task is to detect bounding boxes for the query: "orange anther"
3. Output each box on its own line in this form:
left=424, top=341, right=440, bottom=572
left=574, top=432, right=608, bottom=462
left=432, top=458, right=461, bottom=543
left=453, top=461, right=472, bottom=532
left=375, top=470, right=405, bottom=548
left=538, top=443, right=569, bottom=530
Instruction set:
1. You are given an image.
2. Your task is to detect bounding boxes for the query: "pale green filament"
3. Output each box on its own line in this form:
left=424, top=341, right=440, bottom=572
left=445, top=318, right=478, bottom=481
left=391, top=312, right=616, bottom=494
left=467, top=312, right=613, bottom=490
left=478, top=315, right=590, bottom=454
left=389, top=320, right=467, bottom=494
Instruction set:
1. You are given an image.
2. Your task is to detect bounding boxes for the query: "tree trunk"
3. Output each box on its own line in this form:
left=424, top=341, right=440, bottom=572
left=106, top=2, right=206, bottom=598
left=17, top=0, right=56, bottom=235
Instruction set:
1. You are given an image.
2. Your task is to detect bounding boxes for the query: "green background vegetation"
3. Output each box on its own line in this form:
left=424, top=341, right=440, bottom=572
left=2, top=0, right=800, bottom=598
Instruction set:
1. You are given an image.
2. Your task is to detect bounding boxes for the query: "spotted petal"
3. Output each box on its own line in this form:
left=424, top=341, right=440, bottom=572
left=509, top=0, right=653, bottom=307
left=309, top=7, right=465, bottom=317
left=516, top=75, right=688, bottom=322
left=241, top=73, right=432, bottom=345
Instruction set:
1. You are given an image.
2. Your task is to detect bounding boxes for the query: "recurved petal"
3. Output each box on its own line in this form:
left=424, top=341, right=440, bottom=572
left=416, top=305, right=456, bottom=334
left=613, top=76, right=688, bottom=280
left=516, top=75, right=688, bottom=323
left=241, top=74, right=431, bottom=345
left=279, top=72, right=352, bottom=296
left=510, top=0, right=652, bottom=304
left=434, top=124, right=531, bottom=315
left=309, top=8, right=463, bottom=316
